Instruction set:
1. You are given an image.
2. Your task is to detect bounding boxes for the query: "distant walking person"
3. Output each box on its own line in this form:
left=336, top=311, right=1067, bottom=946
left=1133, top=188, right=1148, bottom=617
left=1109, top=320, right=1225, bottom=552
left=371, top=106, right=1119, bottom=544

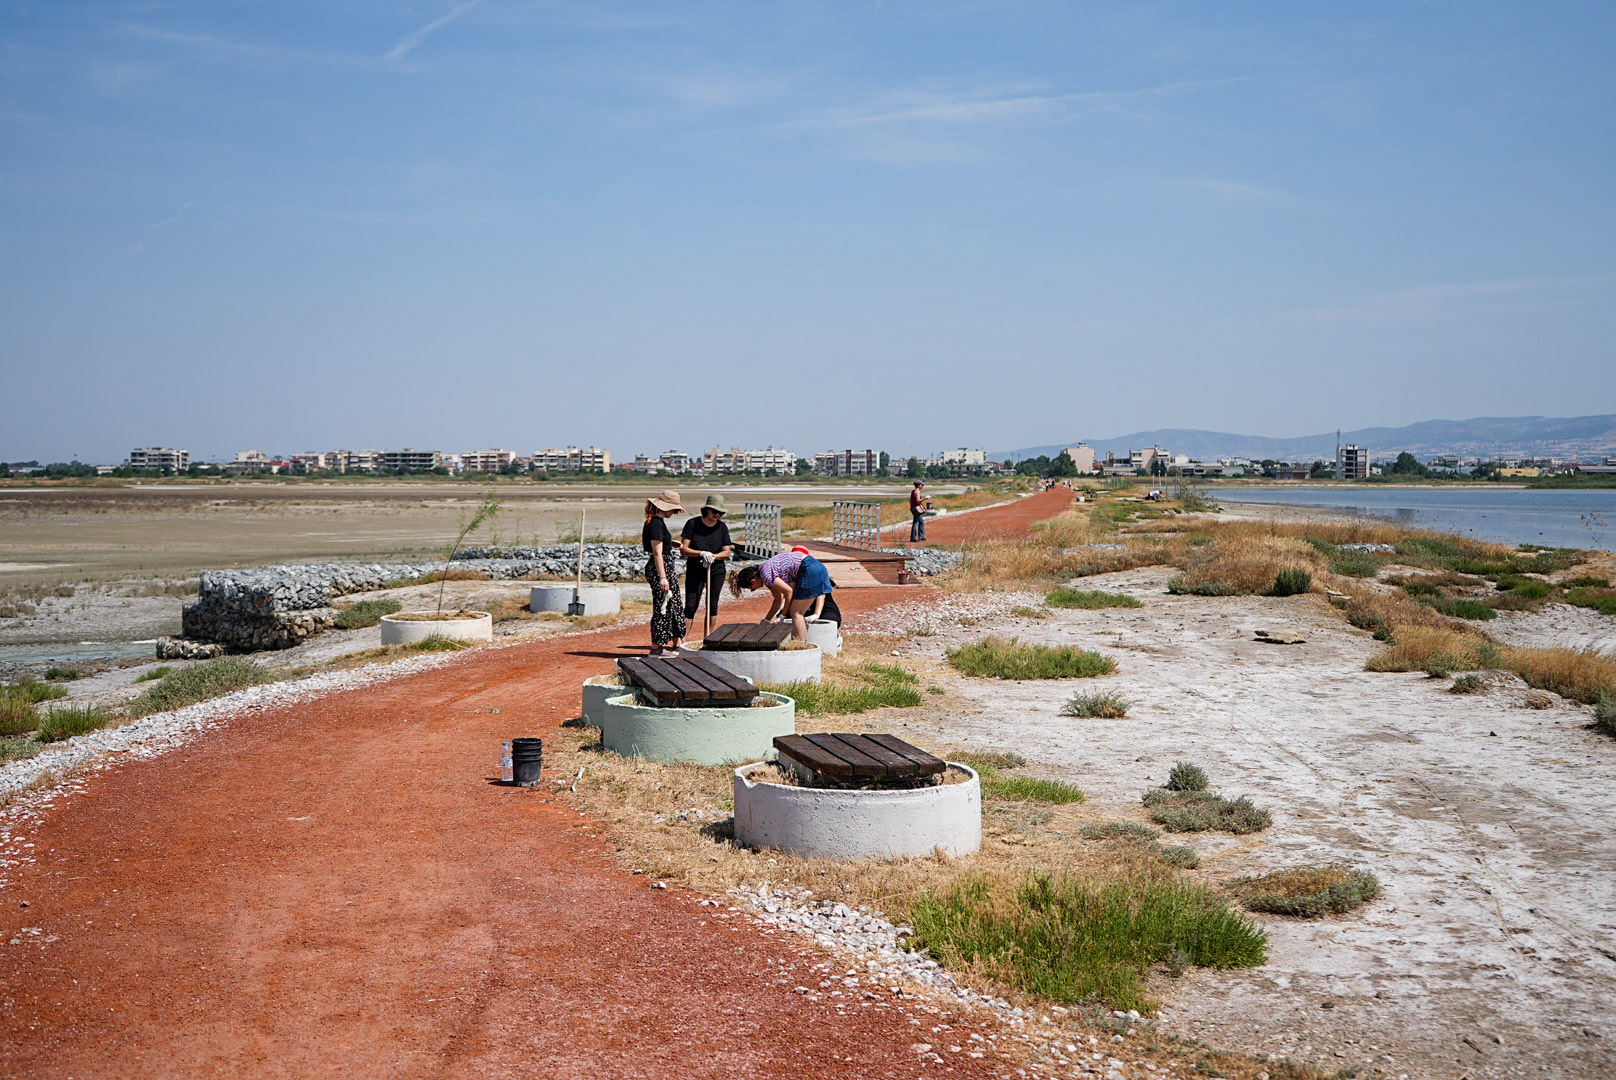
left=679, top=493, right=734, bottom=628
left=909, top=480, right=930, bottom=542
left=641, top=490, right=687, bottom=656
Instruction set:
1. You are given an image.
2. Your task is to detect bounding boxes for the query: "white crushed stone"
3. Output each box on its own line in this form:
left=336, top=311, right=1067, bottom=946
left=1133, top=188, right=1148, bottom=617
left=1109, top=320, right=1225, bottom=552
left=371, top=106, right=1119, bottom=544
left=858, top=590, right=1046, bottom=636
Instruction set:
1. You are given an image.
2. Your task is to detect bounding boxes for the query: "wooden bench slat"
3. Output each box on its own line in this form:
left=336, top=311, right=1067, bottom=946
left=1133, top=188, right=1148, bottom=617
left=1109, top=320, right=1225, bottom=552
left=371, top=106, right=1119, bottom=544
left=862, top=733, right=946, bottom=776
left=772, top=734, right=854, bottom=776
left=617, top=658, right=681, bottom=701
left=682, top=655, right=759, bottom=701
left=653, top=659, right=712, bottom=701
left=835, top=733, right=916, bottom=775
left=704, top=623, right=746, bottom=648
left=801, top=732, right=887, bottom=778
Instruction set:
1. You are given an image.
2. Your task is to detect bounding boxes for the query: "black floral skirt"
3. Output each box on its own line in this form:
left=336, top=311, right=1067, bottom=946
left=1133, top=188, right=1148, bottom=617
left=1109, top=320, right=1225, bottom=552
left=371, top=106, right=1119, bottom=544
left=645, top=553, right=687, bottom=646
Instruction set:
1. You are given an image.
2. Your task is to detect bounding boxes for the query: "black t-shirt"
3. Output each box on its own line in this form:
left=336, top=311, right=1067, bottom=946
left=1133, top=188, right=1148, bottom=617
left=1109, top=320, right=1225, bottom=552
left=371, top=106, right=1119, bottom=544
left=642, top=516, right=672, bottom=553
left=680, top=517, right=733, bottom=564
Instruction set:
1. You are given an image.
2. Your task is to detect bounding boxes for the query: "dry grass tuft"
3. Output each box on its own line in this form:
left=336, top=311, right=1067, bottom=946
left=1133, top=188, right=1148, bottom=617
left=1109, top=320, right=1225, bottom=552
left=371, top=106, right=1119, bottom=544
left=1229, top=865, right=1380, bottom=918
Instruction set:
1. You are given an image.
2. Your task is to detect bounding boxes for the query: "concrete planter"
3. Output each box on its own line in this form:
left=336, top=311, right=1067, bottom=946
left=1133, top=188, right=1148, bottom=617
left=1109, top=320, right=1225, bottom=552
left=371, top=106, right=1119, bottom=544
left=581, top=674, right=628, bottom=727
left=600, top=692, right=796, bottom=765
left=681, top=642, right=821, bottom=684
left=732, top=763, right=982, bottom=860
left=804, top=618, right=842, bottom=657
left=530, top=584, right=621, bottom=616
left=379, top=611, right=493, bottom=647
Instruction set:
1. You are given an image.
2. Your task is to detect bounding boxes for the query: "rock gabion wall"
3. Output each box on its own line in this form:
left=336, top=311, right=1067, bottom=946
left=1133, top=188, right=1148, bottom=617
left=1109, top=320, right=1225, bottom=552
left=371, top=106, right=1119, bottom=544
left=456, top=544, right=655, bottom=582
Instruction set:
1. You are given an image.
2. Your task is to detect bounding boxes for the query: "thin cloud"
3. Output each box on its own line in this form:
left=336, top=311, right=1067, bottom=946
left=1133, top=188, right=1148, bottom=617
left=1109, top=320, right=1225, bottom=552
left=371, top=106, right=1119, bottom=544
left=127, top=202, right=192, bottom=255
left=386, top=1, right=482, bottom=62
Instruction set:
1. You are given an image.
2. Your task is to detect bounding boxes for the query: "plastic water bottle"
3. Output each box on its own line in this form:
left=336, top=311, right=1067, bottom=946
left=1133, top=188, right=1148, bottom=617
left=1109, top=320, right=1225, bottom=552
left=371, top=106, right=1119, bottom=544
left=500, top=741, right=513, bottom=783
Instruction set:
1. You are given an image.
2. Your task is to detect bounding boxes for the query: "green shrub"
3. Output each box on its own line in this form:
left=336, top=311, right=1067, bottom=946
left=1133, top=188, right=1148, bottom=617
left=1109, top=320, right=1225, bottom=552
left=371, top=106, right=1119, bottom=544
left=1450, top=674, right=1485, bottom=694
left=411, top=633, right=471, bottom=652
left=3, top=679, right=69, bottom=705
left=906, top=872, right=1267, bottom=1013
left=1061, top=691, right=1132, bottom=718
left=35, top=706, right=115, bottom=742
left=1395, top=536, right=1461, bottom=561
left=1594, top=692, right=1616, bottom=737
left=1566, top=587, right=1616, bottom=616
left=44, top=666, right=82, bottom=681
left=1143, top=789, right=1272, bottom=834
left=1158, top=845, right=1200, bottom=869
left=1230, top=865, right=1380, bottom=918
left=1166, top=576, right=1238, bottom=597
left=1045, top=588, right=1143, bottom=610
left=1347, top=610, right=1393, bottom=640
left=0, top=737, right=44, bottom=763
left=1398, top=580, right=1443, bottom=597
left=1166, top=762, right=1209, bottom=792
left=947, top=637, right=1116, bottom=680
left=1566, top=576, right=1609, bottom=589
left=983, top=775, right=1085, bottom=804
left=1448, top=558, right=1516, bottom=578
left=1496, top=578, right=1551, bottom=600
left=134, top=666, right=172, bottom=683
left=0, top=695, right=39, bottom=738
left=1328, top=550, right=1381, bottom=578
left=1080, top=821, right=1160, bottom=842
left=1424, top=597, right=1497, bottom=621
left=1423, top=652, right=1459, bottom=679
left=1270, top=568, right=1312, bottom=597
left=127, top=658, right=277, bottom=717
left=335, top=597, right=404, bottom=629
left=766, top=661, right=922, bottom=715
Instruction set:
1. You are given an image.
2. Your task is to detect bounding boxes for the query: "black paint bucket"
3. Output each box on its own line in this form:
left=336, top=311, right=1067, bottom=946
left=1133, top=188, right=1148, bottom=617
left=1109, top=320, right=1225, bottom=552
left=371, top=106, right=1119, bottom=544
left=510, top=737, right=544, bottom=786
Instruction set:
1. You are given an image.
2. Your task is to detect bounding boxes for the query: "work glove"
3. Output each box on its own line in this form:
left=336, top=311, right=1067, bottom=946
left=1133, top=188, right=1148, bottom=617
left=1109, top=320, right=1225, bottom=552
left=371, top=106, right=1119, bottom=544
left=700, top=551, right=716, bottom=565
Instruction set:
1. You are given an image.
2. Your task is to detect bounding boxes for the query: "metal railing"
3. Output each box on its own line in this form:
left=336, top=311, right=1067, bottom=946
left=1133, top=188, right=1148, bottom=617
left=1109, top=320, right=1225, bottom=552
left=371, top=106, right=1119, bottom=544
left=832, top=500, right=883, bottom=551
left=741, top=501, right=782, bottom=560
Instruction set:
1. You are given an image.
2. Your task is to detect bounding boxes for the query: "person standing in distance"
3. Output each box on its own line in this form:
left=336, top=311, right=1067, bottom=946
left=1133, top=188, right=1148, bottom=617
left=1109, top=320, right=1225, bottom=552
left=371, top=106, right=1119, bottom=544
left=679, top=493, right=734, bottom=628
left=909, top=480, right=931, bottom=543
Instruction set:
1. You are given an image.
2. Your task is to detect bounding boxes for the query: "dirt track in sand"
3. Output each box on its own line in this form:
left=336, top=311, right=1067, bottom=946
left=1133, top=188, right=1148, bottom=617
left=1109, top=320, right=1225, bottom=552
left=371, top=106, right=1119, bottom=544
left=0, top=492, right=1072, bottom=1079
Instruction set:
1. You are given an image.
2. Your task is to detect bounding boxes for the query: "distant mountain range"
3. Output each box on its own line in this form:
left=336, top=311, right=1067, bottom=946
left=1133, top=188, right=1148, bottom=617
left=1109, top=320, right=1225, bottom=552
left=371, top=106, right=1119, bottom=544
left=993, top=415, right=1616, bottom=465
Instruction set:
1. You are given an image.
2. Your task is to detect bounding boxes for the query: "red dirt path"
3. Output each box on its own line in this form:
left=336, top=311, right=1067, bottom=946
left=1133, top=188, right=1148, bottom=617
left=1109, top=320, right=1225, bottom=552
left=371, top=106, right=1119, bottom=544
left=908, top=488, right=1074, bottom=548
left=0, top=494, right=1071, bottom=1079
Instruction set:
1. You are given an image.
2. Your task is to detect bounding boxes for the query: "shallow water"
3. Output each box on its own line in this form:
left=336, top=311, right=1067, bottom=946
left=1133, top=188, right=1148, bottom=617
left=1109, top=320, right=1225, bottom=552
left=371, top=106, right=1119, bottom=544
left=1215, top=486, right=1616, bottom=549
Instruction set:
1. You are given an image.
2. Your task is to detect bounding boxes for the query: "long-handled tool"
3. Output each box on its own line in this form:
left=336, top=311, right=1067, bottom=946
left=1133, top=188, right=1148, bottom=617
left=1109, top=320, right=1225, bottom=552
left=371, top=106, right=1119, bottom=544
left=704, top=555, right=716, bottom=641
left=567, top=509, right=587, bottom=616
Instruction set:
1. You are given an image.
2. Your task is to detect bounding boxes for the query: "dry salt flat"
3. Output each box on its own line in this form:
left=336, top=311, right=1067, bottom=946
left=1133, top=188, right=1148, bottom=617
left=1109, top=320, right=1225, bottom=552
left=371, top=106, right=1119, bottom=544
left=880, top=567, right=1616, bottom=1080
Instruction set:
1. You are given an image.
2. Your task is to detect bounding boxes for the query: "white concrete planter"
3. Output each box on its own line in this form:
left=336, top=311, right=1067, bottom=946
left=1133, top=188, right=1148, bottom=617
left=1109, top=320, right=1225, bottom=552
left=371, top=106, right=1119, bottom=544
left=600, top=692, right=796, bottom=765
left=530, top=584, right=621, bottom=616
left=581, top=674, right=627, bottom=727
left=733, top=762, right=982, bottom=860
left=378, top=611, right=493, bottom=647
left=681, top=642, right=821, bottom=684
left=804, top=618, right=842, bottom=657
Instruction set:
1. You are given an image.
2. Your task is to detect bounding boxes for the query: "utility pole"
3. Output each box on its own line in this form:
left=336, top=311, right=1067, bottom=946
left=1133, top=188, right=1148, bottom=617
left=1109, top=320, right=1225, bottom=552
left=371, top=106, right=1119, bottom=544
left=1334, top=429, right=1343, bottom=481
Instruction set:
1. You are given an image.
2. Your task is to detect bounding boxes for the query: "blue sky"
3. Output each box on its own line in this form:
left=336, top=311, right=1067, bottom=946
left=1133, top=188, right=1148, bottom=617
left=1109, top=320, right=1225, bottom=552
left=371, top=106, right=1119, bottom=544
left=3, top=1, right=1612, bottom=464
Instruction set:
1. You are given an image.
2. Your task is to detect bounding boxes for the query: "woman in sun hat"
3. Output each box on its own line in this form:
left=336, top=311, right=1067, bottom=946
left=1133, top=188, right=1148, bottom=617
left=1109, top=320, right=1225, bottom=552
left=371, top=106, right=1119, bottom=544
left=642, top=489, right=687, bottom=656
left=678, top=493, right=734, bottom=629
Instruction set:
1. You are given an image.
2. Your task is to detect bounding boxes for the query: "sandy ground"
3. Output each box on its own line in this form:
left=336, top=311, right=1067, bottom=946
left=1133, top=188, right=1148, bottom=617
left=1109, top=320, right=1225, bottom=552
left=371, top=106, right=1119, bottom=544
left=876, top=567, right=1616, bottom=1080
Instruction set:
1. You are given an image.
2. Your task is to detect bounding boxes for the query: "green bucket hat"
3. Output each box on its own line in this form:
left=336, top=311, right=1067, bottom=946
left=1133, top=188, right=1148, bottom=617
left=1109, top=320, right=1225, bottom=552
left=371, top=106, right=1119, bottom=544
left=701, top=493, right=727, bottom=514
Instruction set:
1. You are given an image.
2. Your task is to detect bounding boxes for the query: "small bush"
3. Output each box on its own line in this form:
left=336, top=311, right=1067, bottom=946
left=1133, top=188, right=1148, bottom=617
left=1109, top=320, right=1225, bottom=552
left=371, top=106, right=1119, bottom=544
left=1398, top=580, right=1443, bottom=597
left=1328, top=550, right=1381, bottom=578
left=35, top=706, right=115, bottom=742
left=0, top=695, right=39, bottom=738
left=335, top=597, right=403, bottom=629
left=1062, top=691, right=1132, bottom=718
left=1594, top=692, right=1616, bottom=737
left=947, top=637, right=1116, bottom=680
left=1144, top=789, right=1272, bottom=834
left=1395, top=536, right=1462, bottom=561
left=1566, top=587, right=1616, bottom=616
left=44, top=666, right=83, bottom=681
left=1166, top=762, right=1210, bottom=792
left=1080, top=821, right=1160, bottom=842
left=1046, top=588, right=1143, bottom=610
left=906, top=872, right=1267, bottom=1013
left=411, top=634, right=471, bottom=652
left=1166, top=576, right=1238, bottom=597
left=1270, top=568, right=1312, bottom=596
left=1566, top=576, right=1609, bottom=589
left=1158, top=845, right=1200, bottom=869
left=1450, top=673, right=1486, bottom=694
left=1423, top=652, right=1459, bottom=679
left=1230, top=865, right=1380, bottom=918
left=127, top=658, right=277, bottom=717
left=0, top=737, right=45, bottom=762
left=1346, top=610, right=1392, bottom=640
left=1424, top=597, right=1497, bottom=621
left=766, top=661, right=923, bottom=715
left=983, top=775, right=1085, bottom=804
left=134, top=666, right=172, bottom=683
left=3, top=679, right=69, bottom=705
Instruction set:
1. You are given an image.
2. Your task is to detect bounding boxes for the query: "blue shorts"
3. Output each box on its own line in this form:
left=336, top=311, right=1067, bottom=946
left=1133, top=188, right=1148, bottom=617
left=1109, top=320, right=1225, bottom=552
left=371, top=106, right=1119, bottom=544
left=794, top=556, right=832, bottom=601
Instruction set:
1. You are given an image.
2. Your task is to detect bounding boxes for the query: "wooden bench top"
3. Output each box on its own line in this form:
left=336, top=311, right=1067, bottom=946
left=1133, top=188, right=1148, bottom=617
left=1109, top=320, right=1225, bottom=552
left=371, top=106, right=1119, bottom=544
left=773, top=733, right=946, bottom=781
left=702, top=622, right=795, bottom=651
left=617, top=655, right=760, bottom=707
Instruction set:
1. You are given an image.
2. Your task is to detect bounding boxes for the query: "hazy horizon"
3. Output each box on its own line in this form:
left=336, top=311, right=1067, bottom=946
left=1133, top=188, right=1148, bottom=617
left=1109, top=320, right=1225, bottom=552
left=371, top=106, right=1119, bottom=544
left=4, top=2, right=1613, bottom=463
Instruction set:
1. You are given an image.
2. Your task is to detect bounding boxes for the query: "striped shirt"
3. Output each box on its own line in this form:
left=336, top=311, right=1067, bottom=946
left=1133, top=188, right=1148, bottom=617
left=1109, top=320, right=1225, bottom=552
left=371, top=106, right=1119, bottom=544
left=758, top=550, right=806, bottom=588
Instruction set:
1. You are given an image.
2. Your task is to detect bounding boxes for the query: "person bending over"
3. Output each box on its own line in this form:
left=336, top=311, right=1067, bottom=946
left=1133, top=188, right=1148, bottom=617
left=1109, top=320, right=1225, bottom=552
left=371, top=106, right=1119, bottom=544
left=730, top=548, right=833, bottom=643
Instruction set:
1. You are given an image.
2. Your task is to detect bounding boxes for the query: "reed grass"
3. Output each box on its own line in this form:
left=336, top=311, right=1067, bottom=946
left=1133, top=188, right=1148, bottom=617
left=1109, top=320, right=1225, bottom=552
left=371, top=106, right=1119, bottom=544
left=334, top=597, right=403, bottom=629
left=948, top=637, right=1116, bottom=680
left=35, top=706, right=116, bottom=743
left=981, top=775, right=1085, bottom=803
left=1045, top=588, right=1142, bottom=609
left=763, top=660, right=922, bottom=715
left=127, top=657, right=278, bottom=717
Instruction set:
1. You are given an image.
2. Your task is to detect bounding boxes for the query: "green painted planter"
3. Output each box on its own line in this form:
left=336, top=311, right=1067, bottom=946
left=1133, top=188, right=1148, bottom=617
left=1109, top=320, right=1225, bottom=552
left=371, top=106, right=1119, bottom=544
left=599, top=691, right=796, bottom=765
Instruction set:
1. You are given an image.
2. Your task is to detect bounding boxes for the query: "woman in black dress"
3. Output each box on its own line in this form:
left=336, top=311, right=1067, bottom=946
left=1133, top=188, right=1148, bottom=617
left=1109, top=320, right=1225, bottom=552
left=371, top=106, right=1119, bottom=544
left=642, top=490, right=687, bottom=656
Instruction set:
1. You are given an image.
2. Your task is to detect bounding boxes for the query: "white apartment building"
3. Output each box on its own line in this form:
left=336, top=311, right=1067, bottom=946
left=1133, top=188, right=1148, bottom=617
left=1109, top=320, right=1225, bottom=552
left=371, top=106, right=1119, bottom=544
left=533, top=447, right=611, bottom=473
left=461, top=449, right=516, bottom=473
left=1129, top=446, right=1169, bottom=473
left=939, top=448, right=986, bottom=467
left=128, top=447, right=190, bottom=470
left=1063, top=444, right=1095, bottom=473
left=702, top=447, right=796, bottom=474
left=814, top=449, right=881, bottom=476
left=659, top=450, right=694, bottom=473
